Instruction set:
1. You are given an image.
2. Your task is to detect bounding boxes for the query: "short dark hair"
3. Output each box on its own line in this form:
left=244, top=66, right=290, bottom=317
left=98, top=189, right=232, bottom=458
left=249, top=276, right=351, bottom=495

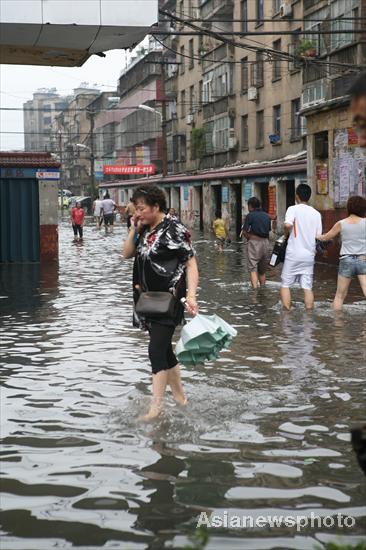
left=296, top=183, right=312, bottom=202
left=347, top=195, right=366, bottom=217
left=132, top=185, right=167, bottom=212
left=248, top=196, right=261, bottom=209
left=349, top=72, right=366, bottom=100
left=104, top=191, right=110, bottom=199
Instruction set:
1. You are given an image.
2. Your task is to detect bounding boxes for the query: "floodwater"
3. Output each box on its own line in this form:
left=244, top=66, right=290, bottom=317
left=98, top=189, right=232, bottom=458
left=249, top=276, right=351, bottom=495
left=0, top=218, right=365, bottom=550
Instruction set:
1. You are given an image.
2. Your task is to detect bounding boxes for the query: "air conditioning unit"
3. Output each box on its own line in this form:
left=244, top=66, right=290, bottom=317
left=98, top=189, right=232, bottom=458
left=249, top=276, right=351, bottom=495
left=186, top=114, right=194, bottom=125
left=228, top=137, right=238, bottom=150
left=248, top=87, right=258, bottom=101
left=280, top=1, right=292, bottom=17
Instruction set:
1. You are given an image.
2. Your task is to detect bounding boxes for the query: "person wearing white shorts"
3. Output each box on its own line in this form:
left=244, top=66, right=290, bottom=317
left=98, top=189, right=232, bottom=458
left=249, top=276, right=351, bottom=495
left=280, top=183, right=322, bottom=310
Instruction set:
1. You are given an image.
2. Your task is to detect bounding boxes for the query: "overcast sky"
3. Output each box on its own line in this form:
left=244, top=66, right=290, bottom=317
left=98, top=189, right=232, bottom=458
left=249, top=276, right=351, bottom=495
left=0, top=48, right=132, bottom=151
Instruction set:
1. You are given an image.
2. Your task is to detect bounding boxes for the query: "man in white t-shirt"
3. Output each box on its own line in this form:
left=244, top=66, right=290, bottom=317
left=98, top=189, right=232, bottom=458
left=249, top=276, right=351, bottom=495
left=280, top=183, right=322, bottom=310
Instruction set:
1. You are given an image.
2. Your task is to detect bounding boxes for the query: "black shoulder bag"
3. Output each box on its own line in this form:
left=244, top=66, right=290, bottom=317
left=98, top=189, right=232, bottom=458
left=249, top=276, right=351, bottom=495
left=135, top=257, right=177, bottom=319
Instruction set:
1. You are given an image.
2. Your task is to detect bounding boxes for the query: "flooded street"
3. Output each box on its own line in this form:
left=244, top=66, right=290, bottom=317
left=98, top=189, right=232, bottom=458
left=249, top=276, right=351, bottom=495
left=1, top=218, right=365, bottom=550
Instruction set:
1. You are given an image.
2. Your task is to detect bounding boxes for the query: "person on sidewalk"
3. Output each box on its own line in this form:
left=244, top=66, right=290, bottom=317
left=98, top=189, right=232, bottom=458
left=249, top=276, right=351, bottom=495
left=123, top=184, right=199, bottom=422
left=280, top=183, right=322, bottom=310
left=71, top=201, right=85, bottom=241
left=213, top=212, right=227, bottom=252
left=241, top=197, right=272, bottom=289
left=100, top=192, right=116, bottom=233
left=317, top=195, right=366, bottom=310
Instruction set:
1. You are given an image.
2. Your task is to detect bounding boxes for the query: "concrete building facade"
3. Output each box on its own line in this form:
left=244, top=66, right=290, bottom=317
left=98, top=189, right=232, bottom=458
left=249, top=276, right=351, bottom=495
left=102, top=0, right=308, bottom=234
left=93, top=40, right=165, bottom=184
left=52, top=86, right=100, bottom=195
left=97, top=0, right=365, bottom=250
left=23, top=88, right=70, bottom=152
left=301, top=0, right=366, bottom=261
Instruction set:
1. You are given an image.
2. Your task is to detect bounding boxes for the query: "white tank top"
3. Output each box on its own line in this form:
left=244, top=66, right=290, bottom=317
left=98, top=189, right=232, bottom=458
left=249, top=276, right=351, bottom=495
left=340, top=218, right=366, bottom=256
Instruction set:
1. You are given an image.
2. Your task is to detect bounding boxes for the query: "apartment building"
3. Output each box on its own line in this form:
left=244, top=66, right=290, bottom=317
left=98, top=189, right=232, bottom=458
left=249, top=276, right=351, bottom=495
left=52, top=86, right=100, bottom=195
left=300, top=0, right=366, bottom=260
left=104, top=0, right=308, bottom=233
left=23, top=88, right=70, bottom=151
left=93, top=41, right=166, bottom=203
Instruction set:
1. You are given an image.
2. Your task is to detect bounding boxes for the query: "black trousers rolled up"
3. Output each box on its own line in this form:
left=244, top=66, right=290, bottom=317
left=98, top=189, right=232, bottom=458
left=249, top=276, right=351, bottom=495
left=148, top=322, right=178, bottom=375
left=73, top=224, right=83, bottom=238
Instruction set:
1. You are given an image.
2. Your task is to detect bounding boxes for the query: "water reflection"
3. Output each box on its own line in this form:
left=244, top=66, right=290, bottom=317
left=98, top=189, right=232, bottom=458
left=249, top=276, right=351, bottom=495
left=0, top=220, right=365, bottom=549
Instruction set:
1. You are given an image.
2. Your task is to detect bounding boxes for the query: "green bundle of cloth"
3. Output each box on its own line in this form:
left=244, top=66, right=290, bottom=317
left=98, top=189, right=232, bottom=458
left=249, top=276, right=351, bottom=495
left=176, top=314, right=237, bottom=366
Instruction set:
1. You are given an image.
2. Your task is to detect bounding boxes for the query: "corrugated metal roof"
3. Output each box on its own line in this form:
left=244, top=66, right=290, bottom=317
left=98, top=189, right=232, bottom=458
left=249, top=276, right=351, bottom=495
left=0, top=152, right=60, bottom=168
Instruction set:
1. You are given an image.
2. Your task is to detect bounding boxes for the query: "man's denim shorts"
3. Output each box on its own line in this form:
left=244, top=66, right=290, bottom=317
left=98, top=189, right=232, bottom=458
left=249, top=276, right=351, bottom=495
left=339, top=255, right=366, bottom=278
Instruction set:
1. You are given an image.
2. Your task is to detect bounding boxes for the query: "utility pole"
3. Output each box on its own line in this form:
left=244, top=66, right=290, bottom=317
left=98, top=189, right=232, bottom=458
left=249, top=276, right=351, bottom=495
left=88, top=109, right=96, bottom=197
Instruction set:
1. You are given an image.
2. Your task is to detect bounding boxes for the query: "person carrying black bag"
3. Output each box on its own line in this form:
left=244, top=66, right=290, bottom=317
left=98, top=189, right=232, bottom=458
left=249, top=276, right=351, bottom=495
left=123, top=185, right=199, bottom=421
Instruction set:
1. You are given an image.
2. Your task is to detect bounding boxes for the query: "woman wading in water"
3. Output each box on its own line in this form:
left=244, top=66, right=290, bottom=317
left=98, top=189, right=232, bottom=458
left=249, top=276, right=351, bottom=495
left=123, top=185, right=199, bottom=421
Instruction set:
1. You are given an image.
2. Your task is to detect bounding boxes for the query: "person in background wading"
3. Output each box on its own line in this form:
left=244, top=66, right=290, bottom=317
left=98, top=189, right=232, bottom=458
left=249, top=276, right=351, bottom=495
left=71, top=201, right=84, bottom=241
left=241, top=197, right=272, bottom=289
left=123, top=185, right=199, bottom=421
left=317, top=195, right=366, bottom=310
left=100, top=192, right=116, bottom=233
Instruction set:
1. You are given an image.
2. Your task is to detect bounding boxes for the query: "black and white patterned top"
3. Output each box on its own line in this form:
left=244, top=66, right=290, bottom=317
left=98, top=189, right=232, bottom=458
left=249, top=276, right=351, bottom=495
left=133, top=216, right=195, bottom=327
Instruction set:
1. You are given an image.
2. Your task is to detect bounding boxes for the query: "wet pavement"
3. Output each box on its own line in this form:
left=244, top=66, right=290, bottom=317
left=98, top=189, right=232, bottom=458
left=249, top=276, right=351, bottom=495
left=0, top=218, right=365, bottom=550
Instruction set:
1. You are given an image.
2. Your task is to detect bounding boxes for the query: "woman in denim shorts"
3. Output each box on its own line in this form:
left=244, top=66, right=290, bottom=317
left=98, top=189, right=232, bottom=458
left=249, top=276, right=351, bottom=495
left=317, top=195, right=366, bottom=310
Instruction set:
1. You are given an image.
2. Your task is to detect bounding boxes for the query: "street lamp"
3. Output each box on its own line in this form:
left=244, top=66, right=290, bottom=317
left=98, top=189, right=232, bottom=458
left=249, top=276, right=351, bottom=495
left=138, top=104, right=167, bottom=176
left=138, top=104, right=162, bottom=120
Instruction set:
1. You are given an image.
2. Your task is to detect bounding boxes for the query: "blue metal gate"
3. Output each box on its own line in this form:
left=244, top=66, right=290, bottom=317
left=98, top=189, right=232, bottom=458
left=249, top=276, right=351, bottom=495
left=0, top=179, right=40, bottom=262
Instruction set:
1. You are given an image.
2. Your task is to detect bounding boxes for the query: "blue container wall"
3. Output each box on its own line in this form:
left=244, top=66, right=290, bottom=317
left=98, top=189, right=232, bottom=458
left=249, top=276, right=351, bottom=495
left=0, top=179, right=40, bottom=262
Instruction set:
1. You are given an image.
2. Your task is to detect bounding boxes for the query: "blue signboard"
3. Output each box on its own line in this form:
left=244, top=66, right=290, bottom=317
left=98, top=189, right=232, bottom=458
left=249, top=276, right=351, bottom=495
left=222, top=186, right=229, bottom=203
left=183, top=186, right=189, bottom=201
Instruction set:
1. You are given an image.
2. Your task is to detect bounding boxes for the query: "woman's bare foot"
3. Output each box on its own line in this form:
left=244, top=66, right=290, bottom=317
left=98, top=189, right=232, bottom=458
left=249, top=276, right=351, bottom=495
left=139, top=398, right=163, bottom=422
left=175, top=396, right=188, bottom=406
